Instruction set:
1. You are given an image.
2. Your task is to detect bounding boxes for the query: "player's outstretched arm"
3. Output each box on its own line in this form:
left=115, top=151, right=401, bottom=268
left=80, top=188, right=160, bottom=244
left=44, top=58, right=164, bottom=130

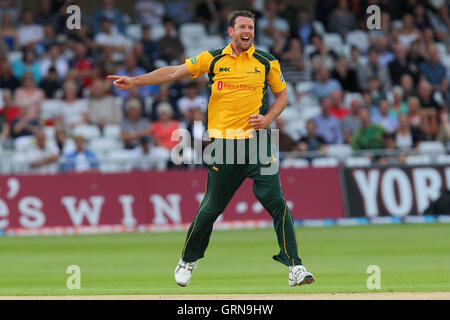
left=108, top=64, right=191, bottom=90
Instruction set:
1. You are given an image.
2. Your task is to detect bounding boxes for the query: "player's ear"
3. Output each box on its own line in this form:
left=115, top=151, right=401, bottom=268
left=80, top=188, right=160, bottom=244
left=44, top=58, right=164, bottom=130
left=227, top=26, right=233, bottom=38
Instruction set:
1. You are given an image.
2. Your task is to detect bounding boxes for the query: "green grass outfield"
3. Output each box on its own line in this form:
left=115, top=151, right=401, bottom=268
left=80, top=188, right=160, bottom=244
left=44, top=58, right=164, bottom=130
left=1, top=223, right=449, bottom=296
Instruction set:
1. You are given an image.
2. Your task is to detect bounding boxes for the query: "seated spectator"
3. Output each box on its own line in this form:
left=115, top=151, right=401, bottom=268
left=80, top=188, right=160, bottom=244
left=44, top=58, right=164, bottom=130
left=27, top=129, right=60, bottom=174
left=0, top=58, right=20, bottom=92
left=134, top=0, right=166, bottom=26
left=428, top=2, right=449, bottom=43
left=417, top=80, right=442, bottom=112
left=395, top=113, right=426, bottom=149
left=113, top=53, right=156, bottom=100
left=11, top=48, right=42, bottom=84
left=327, top=0, right=356, bottom=35
left=296, top=119, right=326, bottom=152
left=329, top=90, right=349, bottom=120
left=132, top=41, right=154, bottom=72
left=400, top=73, right=416, bottom=100
left=309, top=67, right=342, bottom=100
left=308, top=34, right=338, bottom=72
left=186, top=106, right=207, bottom=150
left=341, top=97, right=362, bottom=144
left=141, top=25, right=161, bottom=64
left=158, top=17, right=185, bottom=65
left=151, top=102, right=180, bottom=150
left=57, top=81, right=89, bottom=129
left=0, top=89, right=19, bottom=125
left=257, top=0, right=290, bottom=50
left=292, top=7, right=314, bottom=47
left=0, top=110, right=9, bottom=147
left=39, top=66, right=61, bottom=99
left=14, top=72, right=45, bottom=114
left=367, top=76, right=387, bottom=107
left=54, top=126, right=76, bottom=156
left=94, top=17, right=132, bottom=59
left=352, top=108, right=385, bottom=150
left=357, top=46, right=392, bottom=92
left=311, top=97, right=343, bottom=144
left=10, top=105, right=40, bottom=139
left=195, top=0, right=222, bottom=35
left=407, top=96, right=425, bottom=130
left=165, top=0, right=194, bottom=26
left=0, top=0, right=18, bottom=25
left=371, top=99, right=398, bottom=133
left=331, top=57, right=359, bottom=92
left=150, top=83, right=179, bottom=120
left=35, top=0, right=57, bottom=26
left=35, top=24, right=57, bottom=56
left=132, top=135, right=169, bottom=171
left=121, top=98, right=151, bottom=149
left=277, top=37, right=310, bottom=84
left=69, top=42, right=94, bottom=89
left=0, top=12, right=18, bottom=51
left=418, top=45, right=448, bottom=94
left=397, top=14, right=422, bottom=49
left=413, top=4, right=432, bottom=31
left=88, top=79, right=123, bottom=130
left=389, top=86, right=408, bottom=118
left=17, top=9, right=44, bottom=48
left=91, top=0, right=127, bottom=35
left=274, top=117, right=296, bottom=152
left=61, top=134, right=99, bottom=173
left=388, top=43, right=419, bottom=85
left=177, top=81, right=208, bottom=121
left=376, top=36, right=395, bottom=67
left=406, top=40, right=425, bottom=77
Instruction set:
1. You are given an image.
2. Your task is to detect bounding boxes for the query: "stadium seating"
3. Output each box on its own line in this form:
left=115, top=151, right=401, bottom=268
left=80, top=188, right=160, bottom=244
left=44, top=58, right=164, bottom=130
left=311, top=157, right=339, bottom=167
left=344, top=157, right=372, bottom=167
left=405, top=154, right=432, bottom=165
left=326, top=144, right=353, bottom=159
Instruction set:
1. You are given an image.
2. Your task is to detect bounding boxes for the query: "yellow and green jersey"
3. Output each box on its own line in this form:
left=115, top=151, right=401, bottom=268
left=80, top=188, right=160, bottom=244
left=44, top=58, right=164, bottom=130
left=185, top=43, right=286, bottom=139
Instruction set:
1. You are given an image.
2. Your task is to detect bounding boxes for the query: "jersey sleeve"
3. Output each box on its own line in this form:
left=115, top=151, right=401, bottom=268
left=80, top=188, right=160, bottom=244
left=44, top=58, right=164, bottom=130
left=267, top=59, right=287, bottom=94
left=185, top=51, right=213, bottom=78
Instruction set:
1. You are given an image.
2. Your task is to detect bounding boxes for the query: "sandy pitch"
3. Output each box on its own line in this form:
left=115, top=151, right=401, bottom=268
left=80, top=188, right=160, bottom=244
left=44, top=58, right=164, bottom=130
left=2, top=292, right=450, bottom=300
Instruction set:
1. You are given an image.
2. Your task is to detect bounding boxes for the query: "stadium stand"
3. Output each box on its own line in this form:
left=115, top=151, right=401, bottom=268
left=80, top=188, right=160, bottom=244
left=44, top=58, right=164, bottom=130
left=0, top=0, right=449, bottom=174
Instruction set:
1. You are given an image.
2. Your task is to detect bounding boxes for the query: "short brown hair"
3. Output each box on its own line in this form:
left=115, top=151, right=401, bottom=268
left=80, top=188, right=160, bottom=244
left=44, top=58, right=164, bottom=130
left=228, top=10, right=255, bottom=28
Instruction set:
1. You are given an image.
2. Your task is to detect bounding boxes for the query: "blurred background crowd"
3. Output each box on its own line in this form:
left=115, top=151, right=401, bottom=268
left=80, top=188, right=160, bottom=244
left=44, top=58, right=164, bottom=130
left=0, top=0, right=449, bottom=174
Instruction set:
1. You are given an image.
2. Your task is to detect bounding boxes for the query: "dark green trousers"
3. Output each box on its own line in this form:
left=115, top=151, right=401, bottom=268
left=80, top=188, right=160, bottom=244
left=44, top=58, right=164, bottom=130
left=181, top=132, right=302, bottom=267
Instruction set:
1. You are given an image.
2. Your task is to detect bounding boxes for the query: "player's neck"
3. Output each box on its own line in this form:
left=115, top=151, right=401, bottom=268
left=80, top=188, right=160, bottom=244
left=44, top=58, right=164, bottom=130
left=231, top=43, right=247, bottom=57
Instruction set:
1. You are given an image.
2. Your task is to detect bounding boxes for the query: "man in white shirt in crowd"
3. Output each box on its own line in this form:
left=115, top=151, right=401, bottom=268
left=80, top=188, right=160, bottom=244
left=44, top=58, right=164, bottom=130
left=18, top=9, right=44, bottom=48
left=27, top=129, right=60, bottom=174
left=177, top=81, right=208, bottom=121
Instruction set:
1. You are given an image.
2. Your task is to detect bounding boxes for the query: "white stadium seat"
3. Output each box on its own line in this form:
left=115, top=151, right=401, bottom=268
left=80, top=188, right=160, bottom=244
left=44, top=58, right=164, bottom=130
left=436, top=154, right=450, bottom=165
left=326, top=144, right=353, bottom=159
left=151, top=24, right=165, bottom=40
left=41, top=99, right=61, bottom=121
left=72, top=124, right=101, bottom=140
left=345, top=30, right=369, bottom=54
left=103, top=124, right=121, bottom=139
left=405, top=155, right=432, bottom=165
left=281, top=158, right=310, bottom=169
left=311, top=157, right=339, bottom=168
left=323, top=33, right=343, bottom=53
left=345, top=157, right=371, bottom=167
left=417, top=141, right=446, bottom=155
left=89, top=137, right=123, bottom=153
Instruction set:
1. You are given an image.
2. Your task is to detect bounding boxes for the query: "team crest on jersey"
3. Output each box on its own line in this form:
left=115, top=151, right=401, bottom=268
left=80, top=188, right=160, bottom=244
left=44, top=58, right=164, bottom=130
left=190, top=57, right=197, bottom=64
left=280, top=73, right=285, bottom=82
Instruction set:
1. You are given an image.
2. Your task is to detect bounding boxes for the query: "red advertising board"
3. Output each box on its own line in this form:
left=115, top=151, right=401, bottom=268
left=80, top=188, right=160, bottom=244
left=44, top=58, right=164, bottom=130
left=0, top=168, right=345, bottom=235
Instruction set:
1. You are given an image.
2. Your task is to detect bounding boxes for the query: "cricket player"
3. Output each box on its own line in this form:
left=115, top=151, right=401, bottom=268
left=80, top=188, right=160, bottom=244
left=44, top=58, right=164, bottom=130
left=108, top=10, right=314, bottom=287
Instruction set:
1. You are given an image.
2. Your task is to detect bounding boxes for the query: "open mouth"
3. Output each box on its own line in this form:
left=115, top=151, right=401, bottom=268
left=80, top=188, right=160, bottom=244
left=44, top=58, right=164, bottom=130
left=241, top=36, right=251, bottom=44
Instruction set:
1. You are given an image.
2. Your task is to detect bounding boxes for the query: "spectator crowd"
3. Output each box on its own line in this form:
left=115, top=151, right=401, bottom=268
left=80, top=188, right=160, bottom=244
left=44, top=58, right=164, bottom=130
left=0, top=0, right=449, bottom=173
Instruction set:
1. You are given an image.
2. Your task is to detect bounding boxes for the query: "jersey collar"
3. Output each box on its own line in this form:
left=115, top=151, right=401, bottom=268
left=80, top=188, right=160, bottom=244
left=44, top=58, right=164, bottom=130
left=223, top=43, right=255, bottom=58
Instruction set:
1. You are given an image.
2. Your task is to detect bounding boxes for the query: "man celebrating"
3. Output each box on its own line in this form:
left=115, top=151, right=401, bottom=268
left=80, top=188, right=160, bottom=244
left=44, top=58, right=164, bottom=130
left=108, top=10, right=314, bottom=287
